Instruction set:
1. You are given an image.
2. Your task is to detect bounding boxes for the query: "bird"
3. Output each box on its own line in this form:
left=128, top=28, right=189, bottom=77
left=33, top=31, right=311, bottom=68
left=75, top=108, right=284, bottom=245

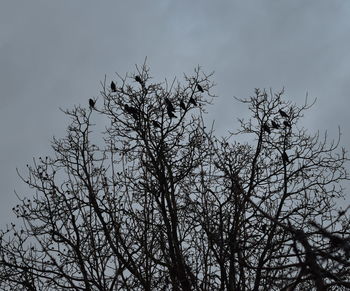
left=197, top=84, right=204, bottom=93
left=189, top=97, right=197, bottom=106
left=282, top=152, right=289, bottom=163
left=262, top=123, right=271, bottom=134
left=180, top=99, right=186, bottom=110
left=165, top=98, right=175, bottom=112
left=167, top=107, right=177, bottom=118
left=271, top=120, right=280, bottom=129
left=124, top=104, right=139, bottom=119
left=89, top=98, right=95, bottom=109
left=283, top=120, right=291, bottom=127
left=135, top=75, right=143, bottom=84
left=152, top=120, right=161, bottom=128
left=111, top=81, right=117, bottom=92
left=279, top=109, right=289, bottom=118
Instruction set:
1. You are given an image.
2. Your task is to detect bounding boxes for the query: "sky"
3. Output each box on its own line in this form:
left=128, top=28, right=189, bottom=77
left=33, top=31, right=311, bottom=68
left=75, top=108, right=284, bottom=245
left=1, top=0, right=350, bottom=228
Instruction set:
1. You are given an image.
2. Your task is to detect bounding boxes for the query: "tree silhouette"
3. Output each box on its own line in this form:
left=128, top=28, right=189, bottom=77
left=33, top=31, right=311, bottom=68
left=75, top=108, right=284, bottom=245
left=1, top=65, right=350, bottom=290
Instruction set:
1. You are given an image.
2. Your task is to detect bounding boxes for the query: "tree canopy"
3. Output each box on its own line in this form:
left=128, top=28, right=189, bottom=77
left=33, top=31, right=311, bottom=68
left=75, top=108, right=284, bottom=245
left=1, top=64, right=350, bottom=290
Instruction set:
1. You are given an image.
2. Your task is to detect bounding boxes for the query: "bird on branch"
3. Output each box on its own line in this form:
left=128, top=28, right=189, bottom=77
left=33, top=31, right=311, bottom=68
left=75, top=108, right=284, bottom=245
left=189, top=97, right=197, bottom=106
left=124, top=104, right=139, bottom=119
left=263, top=123, right=271, bottom=134
left=271, top=120, right=280, bottom=129
left=152, top=120, right=161, bottom=128
left=165, top=98, right=175, bottom=112
left=279, top=109, right=289, bottom=118
left=282, top=152, right=289, bottom=163
left=283, top=120, right=291, bottom=128
left=180, top=99, right=186, bottom=110
left=167, top=107, right=177, bottom=118
left=197, top=84, right=204, bottom=93
left=89, top=99, right=96, bottom=109
left=110, top=81, right=117, bottom=92
left=135, top=75, right=143, bottom=84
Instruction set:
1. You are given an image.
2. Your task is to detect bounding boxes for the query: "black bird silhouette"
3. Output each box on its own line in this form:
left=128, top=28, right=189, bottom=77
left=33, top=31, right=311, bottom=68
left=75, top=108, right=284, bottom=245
left=152, top=120, right=161, bottom=128
left=111, top=81, right=117, bottom=92
left=189, top=97, right=197, bottom=106
left=279, top=109, right=289, bottom=118
left=197, top=84, right=204, bottom=93
left=262, top=123, right=271, bottom=134
left=167, top=107, right=177, bottom=118
left=283, top=120, right=291, bottom=127
left=165, top=98, right=175, bottom=112
left=89, top=98, right=95, bottom=109
left=135, top=75, right=142, bottom=84
left=180, top=99, right=186, bottom=110
left=124, top=104, right=139, bottom=119
left=271, top=120, right=280, bottom=129
left=282, top=152, right=289, bottom=163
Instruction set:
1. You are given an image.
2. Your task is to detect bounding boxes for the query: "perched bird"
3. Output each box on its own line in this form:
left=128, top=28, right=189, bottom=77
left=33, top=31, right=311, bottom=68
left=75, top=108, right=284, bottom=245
left=271, top=120, right=280, bottom=129
left=197, top=84, right=204, bottom=93
left=135, top=75, right=143, bottom=84
left=279, top=109, right=289, bottom=118
left=283, top=120, right=291, bottom=127
left=124, top=104, right=139, bottom=119
left=89, top=98, right=95, bottom=109
left=167, top=107, right=177, bottom=118
left=152, top=120, right=161, bottom=128
left=180, top=99, right=186, bottom=110
left=124, top=104, right=131, bottom=112
left=165, top=98, right=175, bottom=112
left=262, top=123, right=271, bottom=134
left=189, top=97, right=197, bottom=106
left=282, top=152, right=289, bottom=163
left=111, top=81, right=117, bottom=92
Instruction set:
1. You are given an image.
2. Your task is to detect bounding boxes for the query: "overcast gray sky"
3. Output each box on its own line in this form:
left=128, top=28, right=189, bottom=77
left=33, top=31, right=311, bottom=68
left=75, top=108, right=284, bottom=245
left=1, top=0, right=350, bottom=228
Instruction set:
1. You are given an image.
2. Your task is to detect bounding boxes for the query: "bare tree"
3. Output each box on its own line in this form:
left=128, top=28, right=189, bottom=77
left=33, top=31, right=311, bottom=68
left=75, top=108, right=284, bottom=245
left=1, top=64, right=349, bottom=290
